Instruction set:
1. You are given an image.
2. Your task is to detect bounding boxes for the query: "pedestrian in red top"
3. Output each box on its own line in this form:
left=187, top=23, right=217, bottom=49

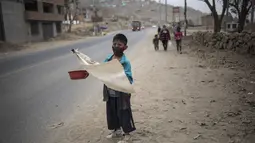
left=174, top=26, right=183, bottom=54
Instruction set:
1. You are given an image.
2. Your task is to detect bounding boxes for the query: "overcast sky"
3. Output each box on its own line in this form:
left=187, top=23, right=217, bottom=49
left=157, top=0, right=222, bottom=13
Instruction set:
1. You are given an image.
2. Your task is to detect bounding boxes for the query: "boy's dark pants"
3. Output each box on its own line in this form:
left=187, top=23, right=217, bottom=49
left=154, top=42, right=159, bottom=50
left=176, top=40, right=182, bottom=52
left=106, top=96, right=136, bottom=133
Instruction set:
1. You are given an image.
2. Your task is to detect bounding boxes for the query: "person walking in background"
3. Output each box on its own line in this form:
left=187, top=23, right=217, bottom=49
left=153, top=34, right=159, bottom=51
left=159, top=25, right=171, bottom=51
left=174, top=26, right=183, bottom=54
left=157, top=26, right=161, bottom=34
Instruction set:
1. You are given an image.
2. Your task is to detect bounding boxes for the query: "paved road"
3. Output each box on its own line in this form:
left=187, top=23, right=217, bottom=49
left=0, top=29, right=149, bottom=143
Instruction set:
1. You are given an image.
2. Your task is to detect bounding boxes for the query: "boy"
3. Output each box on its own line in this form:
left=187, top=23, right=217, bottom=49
left=174, top=26, right=183, bottom=54
left=103, top=33, right=136, bottom=143
left=159, top=25, right=171, bottom=51
left=153, top=34, right=159, bottom=51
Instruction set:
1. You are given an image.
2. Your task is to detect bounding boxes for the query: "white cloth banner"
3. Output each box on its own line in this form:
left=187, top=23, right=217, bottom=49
left=72, top=49, right=135, bottom=93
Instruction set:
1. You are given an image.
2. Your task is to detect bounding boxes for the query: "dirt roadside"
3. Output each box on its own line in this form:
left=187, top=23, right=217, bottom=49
left=50, top=30, right=255, bottom=143
left=0, top=24, right=122, bottom=59
left=0, top=37, right=94, bottom=59
left=0, top=30, right=121, bottom=59
left=131, top=35, right=255, bottom=143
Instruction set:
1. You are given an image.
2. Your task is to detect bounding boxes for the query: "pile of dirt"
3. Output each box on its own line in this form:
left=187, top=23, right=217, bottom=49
left=48, top=25, right=94, bottom=41
left=48, top=33, right=84, bottom=41
left=71, top=28, right=93, bottom=37
left=58, top=21, right=128, bottom=40
left=192, top=31, right=255, bottom=55
left=186, top=34, right=255, bottom=69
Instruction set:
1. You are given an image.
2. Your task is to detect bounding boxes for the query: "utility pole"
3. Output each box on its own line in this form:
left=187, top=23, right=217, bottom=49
left=92, top=0, right=96, bottom=36
left=224, top=0, right=229, bottom=31
left=165, top=0, right=167, bottom=23
left=184, top=0, right=187, bottom=36
left=251, top=0, right=254, bottom=23
left=159, top=0, right=161, bottom=25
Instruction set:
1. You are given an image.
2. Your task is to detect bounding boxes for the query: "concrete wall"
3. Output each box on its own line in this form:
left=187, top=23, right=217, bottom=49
left=53, top=22, right=57, bottom=37
left=38, top=1, right=59, bottom=14
left=1, top=1, right=28, bottom=43
left=35, top=1, right=61, bottom=39
left=42, top=22, right=54, bottom=40
left=27, top=22, right=43, bottom=42
left=53, top=4, right=58, bottom=14
left=38, top=1, right=43, bottom=13
left=27, top=21, right=59, bottom=42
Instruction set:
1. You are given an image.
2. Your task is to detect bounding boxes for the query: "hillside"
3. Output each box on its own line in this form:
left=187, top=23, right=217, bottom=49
left=80, top=0, right=206, bottom=25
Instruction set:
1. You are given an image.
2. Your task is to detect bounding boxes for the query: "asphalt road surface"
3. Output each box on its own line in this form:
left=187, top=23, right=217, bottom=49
left=0, top=29, right=149, bottom=143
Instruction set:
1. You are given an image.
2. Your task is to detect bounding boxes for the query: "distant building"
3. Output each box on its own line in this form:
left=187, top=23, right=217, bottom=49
left=0, top=0, right=64, bottom=43
left=201, top=13, right=233, bottom=30
left=226, top=21, right=239, bottom=32
left=226, top=18, right=251, bottom=32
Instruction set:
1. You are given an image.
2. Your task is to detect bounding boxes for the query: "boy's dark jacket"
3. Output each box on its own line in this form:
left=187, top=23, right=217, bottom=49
left=153, top=38, right=159, bottom=45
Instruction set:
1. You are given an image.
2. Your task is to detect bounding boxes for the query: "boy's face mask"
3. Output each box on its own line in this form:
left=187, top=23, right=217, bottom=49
left=112, top=46, right=123, bottom=57
left=112, top=41, right=127, bottom=57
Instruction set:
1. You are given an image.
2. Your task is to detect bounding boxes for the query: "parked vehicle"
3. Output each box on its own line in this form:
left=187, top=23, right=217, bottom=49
left=132, top=21, right=141, bottom=31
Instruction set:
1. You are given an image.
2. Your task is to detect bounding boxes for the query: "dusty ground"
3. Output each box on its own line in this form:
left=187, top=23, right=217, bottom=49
left=0, top=23, right=95, bottom=55
left=50, top=30, right=255, bottom=143
left=0, top=22, right=129, bottom=56
left=0, top=39, right=88, bottom=59
left=0, top=27, right=89, bottom=55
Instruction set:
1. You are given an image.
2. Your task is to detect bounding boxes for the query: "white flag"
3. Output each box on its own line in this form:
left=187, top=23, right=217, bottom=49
left=72, top=49, right=135, bottom=93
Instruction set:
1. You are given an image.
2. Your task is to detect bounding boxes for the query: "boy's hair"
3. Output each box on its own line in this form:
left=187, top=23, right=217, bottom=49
left=154, top=34, right=158, bottom=37
left=113, top=33, right=128, bottom=45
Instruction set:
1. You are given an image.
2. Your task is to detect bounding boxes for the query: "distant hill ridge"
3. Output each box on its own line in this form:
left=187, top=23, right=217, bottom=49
left=80, top=0, right=206, bottom=25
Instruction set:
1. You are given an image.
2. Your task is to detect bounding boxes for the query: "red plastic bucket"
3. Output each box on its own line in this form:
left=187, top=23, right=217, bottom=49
left=68, top=70, right=89, bottom=80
